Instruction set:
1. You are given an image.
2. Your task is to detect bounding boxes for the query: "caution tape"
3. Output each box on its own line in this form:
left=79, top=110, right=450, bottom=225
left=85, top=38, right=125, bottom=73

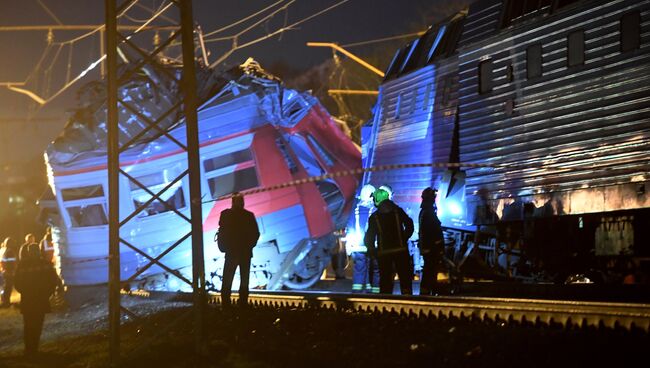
left=204, top=161, right=508, bottom=203
left=205, top=158, right=649, bottom=204
left=60, top=255, right=110, bottom=265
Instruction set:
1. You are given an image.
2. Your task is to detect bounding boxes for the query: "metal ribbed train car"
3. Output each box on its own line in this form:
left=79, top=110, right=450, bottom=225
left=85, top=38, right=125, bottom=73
left=42, top=61, right=361, bottom=291
left=350, top=0, right=650, bottom=281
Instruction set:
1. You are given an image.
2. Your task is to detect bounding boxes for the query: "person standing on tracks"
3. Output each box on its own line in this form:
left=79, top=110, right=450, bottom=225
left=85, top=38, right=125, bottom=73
left=1, top=237, right=20, bottom=307
left=14, top=243, right=59, bottom=357
left=349, top=184, right=380, bottom=294
left=218, top=192, right=260, bottom=307
left=364, top=188, right=414, bottom=294
left=418, top=187, right=445, bottom=296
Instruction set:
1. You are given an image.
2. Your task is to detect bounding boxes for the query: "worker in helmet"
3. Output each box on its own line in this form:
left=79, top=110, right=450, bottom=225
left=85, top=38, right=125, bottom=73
left=418, top=187, right=445, bottom=295
left=348, top=185, right=380, bottom=293
left=364, top=188, right=414, bottom=294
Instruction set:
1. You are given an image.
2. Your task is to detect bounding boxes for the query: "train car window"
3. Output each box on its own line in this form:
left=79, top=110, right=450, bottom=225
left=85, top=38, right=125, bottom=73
left=384, top=47, right=407, bottom=80
left=567, top=30, right=585, bottom=67
left=426, top=26, right=447, bottom=63
left=204, top=148, right=260, bottom=200
left=478, top=59, right=493, bottom=94
left=527, top=43, right=543, bottom=79
left=431, top=18, right=464, bottom=60
left=502, top=0, right=552, bottom=27
left=307, top=134, right=335, bottom=167
left=61, top=184, right=108, bottom=227
left=130, top=167, right=186, bottom=217
left=204, top=149, right=253, bottom=172
left=403, top=31, right=433, bottom=73
left=207, top=167, right=259, bottom=199
left=399, top=40, right=419, bottom=74
left=67, top=204, right=108, bottom=227
left=620, top=11, right=641, bottom=53
left=61, top=185, right=104, bottom=201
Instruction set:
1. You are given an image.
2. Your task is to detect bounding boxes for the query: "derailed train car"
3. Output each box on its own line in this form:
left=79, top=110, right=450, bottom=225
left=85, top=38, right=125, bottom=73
left=349, top=0, right=650, bottom=282
left=41, top=59, right=361, bottom=291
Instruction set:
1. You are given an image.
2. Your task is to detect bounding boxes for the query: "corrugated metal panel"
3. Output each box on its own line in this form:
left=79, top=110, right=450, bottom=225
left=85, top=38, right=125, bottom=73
left=458, top=0, right=504, bottom=47
left=364, top=59, right=458, bottom=219
left=456, top=0, right=650, bottom=220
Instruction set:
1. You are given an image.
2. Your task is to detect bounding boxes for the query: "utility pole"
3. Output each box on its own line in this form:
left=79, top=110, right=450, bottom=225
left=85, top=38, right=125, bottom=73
left=105, top=1, right=119, bottom=366
left=179, top=0, right=206, bottom=354
left=105, top=0, right=205, bottom=365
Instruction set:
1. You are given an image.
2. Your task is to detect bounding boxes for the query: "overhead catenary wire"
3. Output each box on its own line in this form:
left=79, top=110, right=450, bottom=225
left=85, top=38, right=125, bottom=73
left=208, top=0, right=350, bottom=69
left=203, top=0, right=288, bottom=37
left=9, top=0, right=173, bottom=107
left=197, top=0, right=296, bottom=50
left=36, top=0, right=63, bottom=25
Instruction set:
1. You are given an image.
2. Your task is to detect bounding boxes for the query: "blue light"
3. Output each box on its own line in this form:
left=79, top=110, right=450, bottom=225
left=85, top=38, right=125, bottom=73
left=447, top=200, right=462, bottom=216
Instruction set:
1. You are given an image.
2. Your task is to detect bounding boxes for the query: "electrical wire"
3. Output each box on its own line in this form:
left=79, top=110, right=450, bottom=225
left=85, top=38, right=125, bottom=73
left=203, top=0, right=287, bottom=37
left=37, top=0, right=63, bottom=25
left=208, top=0, right=350, bottom=69
left=203, top=0, right=296, bottom=45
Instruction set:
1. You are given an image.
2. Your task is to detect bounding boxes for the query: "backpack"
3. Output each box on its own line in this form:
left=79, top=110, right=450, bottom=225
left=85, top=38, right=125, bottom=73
left=216, top=230, right=228, bottom=253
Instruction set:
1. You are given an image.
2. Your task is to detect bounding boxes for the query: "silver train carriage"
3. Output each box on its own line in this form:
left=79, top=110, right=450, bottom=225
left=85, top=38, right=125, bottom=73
left=348, top=0, right=650, bottom=282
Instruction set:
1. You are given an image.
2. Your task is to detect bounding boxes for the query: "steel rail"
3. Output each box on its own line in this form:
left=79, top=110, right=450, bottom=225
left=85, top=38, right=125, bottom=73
left=132, top=290, right=650, bottom=332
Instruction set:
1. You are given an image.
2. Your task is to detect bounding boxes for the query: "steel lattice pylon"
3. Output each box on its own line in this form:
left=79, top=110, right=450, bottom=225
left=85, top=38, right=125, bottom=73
left=105, top=1, right=205, bottom=365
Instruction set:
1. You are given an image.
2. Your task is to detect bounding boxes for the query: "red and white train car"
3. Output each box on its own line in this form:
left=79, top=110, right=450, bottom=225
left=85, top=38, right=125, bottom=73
left=42, top=61, right=361, bottom=291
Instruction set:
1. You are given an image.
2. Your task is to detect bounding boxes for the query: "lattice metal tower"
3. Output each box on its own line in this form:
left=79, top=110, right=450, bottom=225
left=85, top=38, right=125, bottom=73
left=105, top=0, right=205, bottom=365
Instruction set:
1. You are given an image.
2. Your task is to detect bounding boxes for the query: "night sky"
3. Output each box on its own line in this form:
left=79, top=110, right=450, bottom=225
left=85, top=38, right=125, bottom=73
left=0, top=0, right=467, bottom=166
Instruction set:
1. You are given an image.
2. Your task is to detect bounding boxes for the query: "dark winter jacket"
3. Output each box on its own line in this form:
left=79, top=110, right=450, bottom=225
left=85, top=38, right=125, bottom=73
left=14, top=258, right=58, bottom=315
left=218, top=207, right=260, bottom=258
left=364, top=200, right=414, bottom=257
left=418, top=202, right=444, bottom=256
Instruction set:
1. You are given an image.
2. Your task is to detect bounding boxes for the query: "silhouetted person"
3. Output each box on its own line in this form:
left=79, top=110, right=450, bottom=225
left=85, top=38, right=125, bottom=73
left=14, top=243, right=59, bottom=357
left=364, top=188, right=414, bottom=294
left=0, top=237, right=19, bottom=307
left=418, top=187, right=444, bottom=295
left=21, top=233, right=38, bottom=258
left=39, top=227, right=55, bottom=263
left=218, top=193, right=260, bottom=306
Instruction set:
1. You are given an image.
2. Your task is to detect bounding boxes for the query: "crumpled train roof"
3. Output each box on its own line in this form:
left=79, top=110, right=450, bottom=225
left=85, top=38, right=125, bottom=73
left=46, top=58, right=281, bottom=170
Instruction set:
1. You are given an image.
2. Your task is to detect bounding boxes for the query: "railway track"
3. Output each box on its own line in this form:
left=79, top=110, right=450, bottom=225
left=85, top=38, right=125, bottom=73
left=129, top=289, right=650, bottom=332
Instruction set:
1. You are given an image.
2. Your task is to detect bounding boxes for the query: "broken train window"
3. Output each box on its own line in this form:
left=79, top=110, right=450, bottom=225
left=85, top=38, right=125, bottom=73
left=129, top=164, right=187, bottom=217
left=60, top=184, right=108, bottom=227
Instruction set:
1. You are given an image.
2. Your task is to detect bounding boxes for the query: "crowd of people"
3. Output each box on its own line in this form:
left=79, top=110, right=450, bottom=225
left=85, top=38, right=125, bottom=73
left=0, top=230, right=61, bottom=358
